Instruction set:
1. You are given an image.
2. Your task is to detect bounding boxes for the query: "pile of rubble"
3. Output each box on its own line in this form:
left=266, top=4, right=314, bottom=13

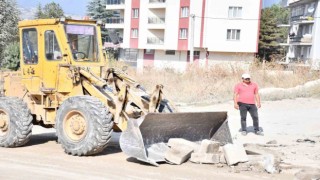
left=162, top=138, right=282, bottom=174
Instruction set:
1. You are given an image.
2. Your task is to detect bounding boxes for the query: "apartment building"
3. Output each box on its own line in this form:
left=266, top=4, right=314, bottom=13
left=281, top=0, right=320, bottom=68
left=105, top=0, right=261, bottom=71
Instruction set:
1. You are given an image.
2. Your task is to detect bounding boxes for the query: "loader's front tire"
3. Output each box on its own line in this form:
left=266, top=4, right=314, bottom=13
left=0, top=97, right=33, bottom=147
left=56, top=96, right=113, bottom=156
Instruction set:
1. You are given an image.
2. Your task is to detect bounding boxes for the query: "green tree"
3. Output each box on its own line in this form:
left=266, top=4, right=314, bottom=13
left=34, top=2, right=64, bottom=19
left=34, top=3, right=44, bottom=19
left=87, top=0, right=112, bottom=40
left=258, top=5, right=289, bottom=61
left=2, top=42, right=20, bottom=70
left=0, top=0, right=20, bottom=64
left=87, top=0, right=111, bottom=21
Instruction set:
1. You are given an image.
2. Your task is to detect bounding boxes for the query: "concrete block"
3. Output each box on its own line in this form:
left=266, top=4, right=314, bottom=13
left=189, top=153, right=220, bottom=164
left=248, top=154, right=277, bottom=174
left=223, top=144, right=248, bottom=165
left=244, top=143, right=283, bottom=163
left=198, top=140, right=220, bottom=153
left=167, top=138, right=200, bottom=152
left=165, top=147, right=193, bottom=165
left=219, top=154, right=227, bottom=164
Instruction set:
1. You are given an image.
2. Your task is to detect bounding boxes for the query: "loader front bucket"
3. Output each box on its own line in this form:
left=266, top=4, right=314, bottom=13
left=119, top=112, right=232, bottom=166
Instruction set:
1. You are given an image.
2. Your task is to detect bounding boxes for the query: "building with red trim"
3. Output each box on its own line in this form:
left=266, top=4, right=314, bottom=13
left=105, top=0, right=261, bottom=72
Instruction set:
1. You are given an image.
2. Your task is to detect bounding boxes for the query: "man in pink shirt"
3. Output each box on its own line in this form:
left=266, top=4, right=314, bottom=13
left=234, top=73, right=262, bottom=136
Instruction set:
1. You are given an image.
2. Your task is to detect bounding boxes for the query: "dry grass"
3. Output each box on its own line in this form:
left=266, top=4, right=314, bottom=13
left=108, top=60, right=320, bottom=104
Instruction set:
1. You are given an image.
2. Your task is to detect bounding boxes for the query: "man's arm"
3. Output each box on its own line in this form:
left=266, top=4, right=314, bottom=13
left=255, top=93, right=261, bottom=108
left=234, top=93, right=239, bottom=110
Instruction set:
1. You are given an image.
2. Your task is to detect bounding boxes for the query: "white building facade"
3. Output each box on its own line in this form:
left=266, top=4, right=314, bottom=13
left=105, top=0, right=262, bottom=72
left=281, top=0, right=320, bottom=68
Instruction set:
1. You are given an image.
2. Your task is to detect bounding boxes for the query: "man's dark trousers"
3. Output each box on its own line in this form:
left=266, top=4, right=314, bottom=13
left=238, top=102, right=259, bottom=132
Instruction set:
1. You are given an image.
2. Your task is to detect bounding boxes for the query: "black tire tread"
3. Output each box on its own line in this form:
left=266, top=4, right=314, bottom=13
left=0, top=97, right=33, bottom=147
left=56, top=95, right=113, bottom=156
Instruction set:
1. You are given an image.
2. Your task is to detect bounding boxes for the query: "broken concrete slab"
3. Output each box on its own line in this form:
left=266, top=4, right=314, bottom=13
left=243, top=143, right=283, bottom=163
left=219, top=154, right=227, bottom=164
left=198, top=140, right=220, bottom=153
left=247, top=154, right=278, bottom=174
left=223, top=144, right=248, bottom=166
left=165, top=147, right=193, bottom=165
left=167, top=138, right=200, bottom=152
left=189, top=153, right=220, bottom=164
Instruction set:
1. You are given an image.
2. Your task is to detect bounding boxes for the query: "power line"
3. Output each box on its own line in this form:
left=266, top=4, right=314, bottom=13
left=194, top=15, right=320, bottom=21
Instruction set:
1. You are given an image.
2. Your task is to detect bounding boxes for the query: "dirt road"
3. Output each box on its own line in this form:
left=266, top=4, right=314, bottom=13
left=0, top=98, right=319, bottom=179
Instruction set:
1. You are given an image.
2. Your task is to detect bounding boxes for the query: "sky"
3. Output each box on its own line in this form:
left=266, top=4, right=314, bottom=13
left=17, top=0, right=88, bottom=17
left=17, top=0, right=281, bottom=19
left=263, top=0, right=282, bottom=8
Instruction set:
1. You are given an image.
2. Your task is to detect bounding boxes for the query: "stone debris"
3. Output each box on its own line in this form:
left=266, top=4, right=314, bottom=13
left=296, top=138, right=316, bottom=144
left=294, top=168, right=320, bottom=180
left=189, top=153, right=220, bottom=164
left=167, top=138, right=200, bottom=152
left=247, top=154, right=278, bottom=174
left=244, top=143, right=283, bottom=161
left=266, top=140, right=277, bottom=145
left=198, top=140, right=220, bottom=153
left=219, top=154, right=227, bottom=164
left=162, top=138, right=285, bottom=175
left=223, top=143, right=248, bottom=165
left=165, top=146, right=193, bottom=165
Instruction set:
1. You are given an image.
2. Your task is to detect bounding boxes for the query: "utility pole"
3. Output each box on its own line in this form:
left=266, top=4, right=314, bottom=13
left=190, top=14, right=195, bottom=64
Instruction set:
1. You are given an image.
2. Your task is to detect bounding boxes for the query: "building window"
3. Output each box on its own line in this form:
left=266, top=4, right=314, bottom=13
left=145, top=49, right=155, bottom=54
left=45, top=30, right=62, bottom=60
left=131, top=28, right=138, bottom=38
left=228, top=6, right=242, bottom=18
left=227, top=29, right=241, bottom=40
left=188, top=51, right=200, bottom=56
left=291, top=5, right=304, bottom=17
left=179, top=28, right=188, bottom=39
left=132, top=8, right=139, bottom=18
left=181, top=7, right=189, bottom=18
left=165, top=50, right=175, bottom=55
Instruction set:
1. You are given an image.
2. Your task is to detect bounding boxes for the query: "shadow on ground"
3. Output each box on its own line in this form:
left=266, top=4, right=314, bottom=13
left=25, top=132, right=57, bottom=147
left=238, top=126, right=264, bottom=133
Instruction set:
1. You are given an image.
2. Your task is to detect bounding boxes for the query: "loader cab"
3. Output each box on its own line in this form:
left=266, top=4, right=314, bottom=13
left=19, top=19, right=106, bottom=93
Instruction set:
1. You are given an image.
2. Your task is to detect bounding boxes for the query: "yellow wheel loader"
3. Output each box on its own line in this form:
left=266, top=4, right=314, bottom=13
left=0, top=18, right=231, bottom=166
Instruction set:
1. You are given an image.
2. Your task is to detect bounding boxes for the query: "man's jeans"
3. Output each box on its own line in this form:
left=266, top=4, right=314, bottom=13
left=238, top=102, right=259, bottom=132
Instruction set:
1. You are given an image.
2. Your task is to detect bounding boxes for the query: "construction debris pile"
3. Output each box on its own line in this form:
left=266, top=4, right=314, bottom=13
left=159, top=138, right=283, bottom=174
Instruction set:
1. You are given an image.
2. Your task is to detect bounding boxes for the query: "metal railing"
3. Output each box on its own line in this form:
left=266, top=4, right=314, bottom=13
left=290, top=36, right=302, bottom=42
left=147, top=37, right=164, bottom=44
left=291, top=15, right=314, bottom=22
left=106, top=18, right=124, bottom=24
left=149, top=0, right=166, bottom=3
left=290, top=36, right=312, bottom=43
left=148, top=17, right=165, bottom=24
left=106, top=0, right=125, bottom=5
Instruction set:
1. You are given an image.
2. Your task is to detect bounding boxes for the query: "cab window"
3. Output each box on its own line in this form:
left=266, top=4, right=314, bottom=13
left=45, top=30, right=62, bottom=60
left=22, top=28, right=38, bottom=64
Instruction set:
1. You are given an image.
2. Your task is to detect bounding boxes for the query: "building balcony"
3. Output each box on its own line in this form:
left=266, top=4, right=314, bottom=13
left=290, top=35, right=312, bottom=44
left=105, top=18, right=125, bottom=29
left=148, top=17, right=165, bottom=24
left=147, top=37, right=164, bottom=45
left=106, top=0, right=125, bottom=9
left=291, top=15, right=315, bottom=24
left=148, top=0, right=166, bottom=9
left=106, top=17, right=124, bottom=24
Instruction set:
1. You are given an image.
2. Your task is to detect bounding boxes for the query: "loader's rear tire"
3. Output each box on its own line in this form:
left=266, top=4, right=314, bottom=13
left=56, top=96, right=113, bottom=156
left=0, top=97, right=33, bottom=147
